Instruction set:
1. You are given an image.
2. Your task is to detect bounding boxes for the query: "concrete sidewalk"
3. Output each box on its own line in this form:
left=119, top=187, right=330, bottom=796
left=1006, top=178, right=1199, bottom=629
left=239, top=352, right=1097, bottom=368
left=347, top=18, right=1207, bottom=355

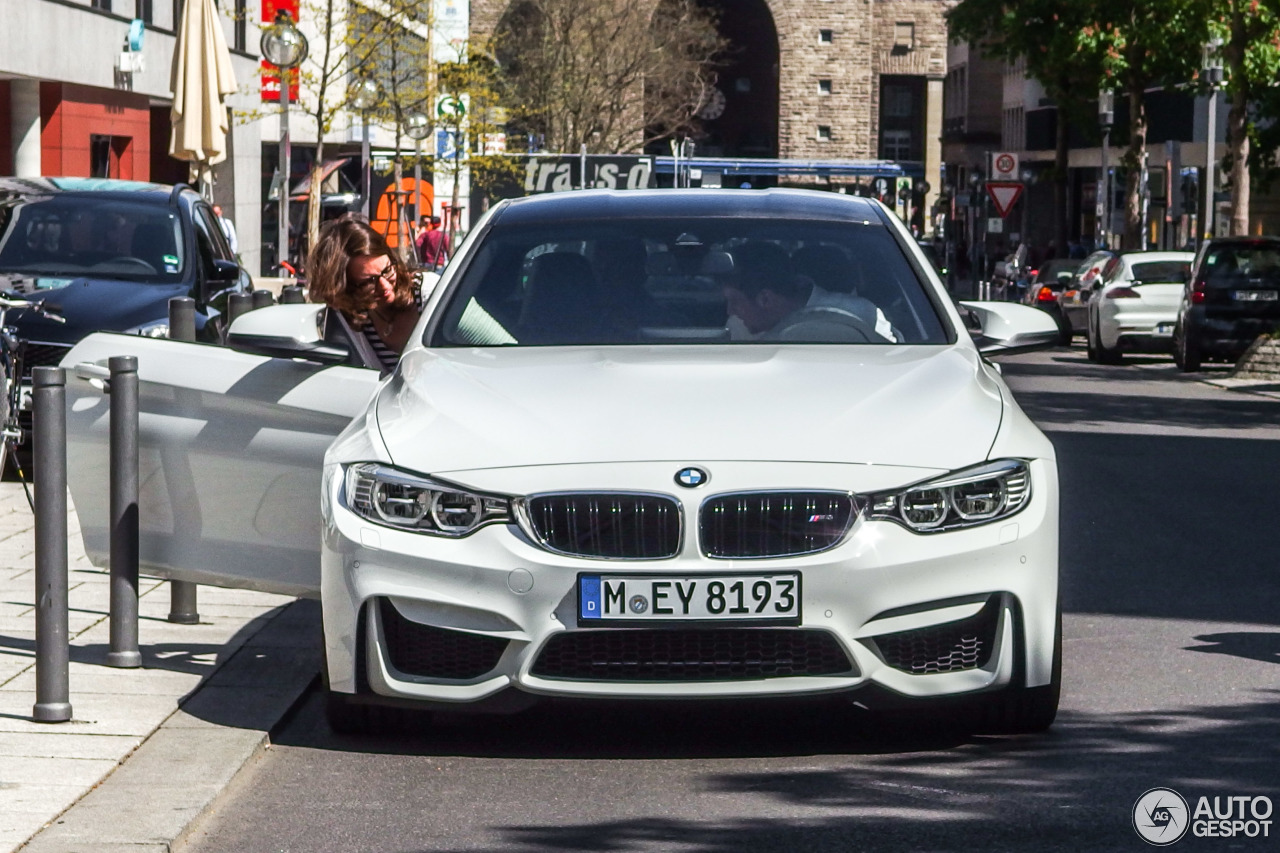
left=0, top=480, right=317, bottom=852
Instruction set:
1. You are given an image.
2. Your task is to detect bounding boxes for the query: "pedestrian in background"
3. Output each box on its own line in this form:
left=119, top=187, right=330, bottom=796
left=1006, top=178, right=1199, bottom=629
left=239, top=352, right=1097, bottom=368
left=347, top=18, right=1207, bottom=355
left=212, top=204, right=238, bottom=256
left=416, top=215, right=450, bottom=271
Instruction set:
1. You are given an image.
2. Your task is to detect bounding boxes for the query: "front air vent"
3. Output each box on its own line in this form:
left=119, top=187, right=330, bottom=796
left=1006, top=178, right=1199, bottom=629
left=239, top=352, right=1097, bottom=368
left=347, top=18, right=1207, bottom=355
left=700, top=491, right=855, bottom=558
left=523, top=493, right=681, bottom=559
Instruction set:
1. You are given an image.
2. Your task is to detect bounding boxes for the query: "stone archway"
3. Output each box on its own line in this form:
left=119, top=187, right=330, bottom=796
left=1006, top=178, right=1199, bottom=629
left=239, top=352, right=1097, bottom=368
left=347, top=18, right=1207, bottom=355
left=690, top=0, right=780, bottom=158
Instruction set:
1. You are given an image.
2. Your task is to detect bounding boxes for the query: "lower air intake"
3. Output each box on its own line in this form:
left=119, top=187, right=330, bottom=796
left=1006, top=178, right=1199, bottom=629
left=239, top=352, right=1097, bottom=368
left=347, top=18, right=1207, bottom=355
left=531, top=628, right=854, bottom=681
left=378, top=598, right=508, bottom=680
left=871, top=598, right=1000, bottom=675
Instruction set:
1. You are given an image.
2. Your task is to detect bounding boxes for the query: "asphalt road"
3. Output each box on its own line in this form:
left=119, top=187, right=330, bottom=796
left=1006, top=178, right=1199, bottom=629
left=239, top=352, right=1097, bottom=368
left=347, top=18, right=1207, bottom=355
left=181, top=346, right=1280, bottom=853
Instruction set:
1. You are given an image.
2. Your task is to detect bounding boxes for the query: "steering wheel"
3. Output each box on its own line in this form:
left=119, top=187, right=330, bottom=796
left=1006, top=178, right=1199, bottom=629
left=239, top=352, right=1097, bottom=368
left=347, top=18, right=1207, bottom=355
left=770, top=305, right=879, bottom=343
left=93, top=257, right=158, bottom=274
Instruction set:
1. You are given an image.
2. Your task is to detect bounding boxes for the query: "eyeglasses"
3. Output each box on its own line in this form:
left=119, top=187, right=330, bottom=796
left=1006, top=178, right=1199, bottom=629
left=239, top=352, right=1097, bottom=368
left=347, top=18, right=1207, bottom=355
left=349, top=260, right=396, bottom=291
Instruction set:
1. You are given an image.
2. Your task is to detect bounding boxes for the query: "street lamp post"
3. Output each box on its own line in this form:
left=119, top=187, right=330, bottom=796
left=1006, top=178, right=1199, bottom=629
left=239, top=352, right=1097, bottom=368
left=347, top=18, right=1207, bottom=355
left=1202, top=38, right=1225, bottom=244
left=1098, top=89, right=1113, bottom=250
left=404, top=111, right=430, bottom=227
left=260, top=10, right=308, bottom=271
left=350, top=78, right=380, bottom=219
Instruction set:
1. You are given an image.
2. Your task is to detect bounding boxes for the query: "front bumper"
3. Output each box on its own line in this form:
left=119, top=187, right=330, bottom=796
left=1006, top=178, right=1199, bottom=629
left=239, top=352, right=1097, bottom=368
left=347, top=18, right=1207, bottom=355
left=320, top=460, right=1058, bottom=708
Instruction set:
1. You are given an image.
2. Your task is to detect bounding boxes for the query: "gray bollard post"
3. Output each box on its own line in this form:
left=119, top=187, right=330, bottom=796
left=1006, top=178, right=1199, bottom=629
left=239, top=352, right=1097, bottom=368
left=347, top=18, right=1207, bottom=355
left=166, top=298, right=200, bottom=624
left=252, top=289, right=275, bottom=311
left=280, top=285, right=305, bottom=304
left=32, top=367, right=72, bottom=722
left=106, top=356, right=141, bottom=668
left=227, top=291, right=253, bottom=327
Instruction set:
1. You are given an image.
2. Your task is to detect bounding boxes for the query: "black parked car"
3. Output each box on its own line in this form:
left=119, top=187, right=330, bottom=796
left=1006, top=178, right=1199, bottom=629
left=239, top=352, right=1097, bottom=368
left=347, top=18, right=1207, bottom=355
left=0, top=177, right=250, bottom=376
left=1174, top=236, right=1280, bottom=371
left=1022, top=258, right=1079, bottom=344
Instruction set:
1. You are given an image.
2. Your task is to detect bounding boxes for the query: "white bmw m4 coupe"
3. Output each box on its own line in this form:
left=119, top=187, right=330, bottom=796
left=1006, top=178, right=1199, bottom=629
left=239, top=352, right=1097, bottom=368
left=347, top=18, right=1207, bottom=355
left=63, top=189, right=1062, bottom=735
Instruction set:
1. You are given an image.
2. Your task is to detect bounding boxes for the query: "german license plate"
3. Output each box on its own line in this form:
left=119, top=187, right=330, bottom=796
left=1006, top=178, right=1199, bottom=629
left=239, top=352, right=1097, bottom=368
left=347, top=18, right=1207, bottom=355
left=578, top=574, right=800, bottom=622
left=1234, top=290, right=1279, bottom=301
left=1155, top=322, right=1174, bottom=335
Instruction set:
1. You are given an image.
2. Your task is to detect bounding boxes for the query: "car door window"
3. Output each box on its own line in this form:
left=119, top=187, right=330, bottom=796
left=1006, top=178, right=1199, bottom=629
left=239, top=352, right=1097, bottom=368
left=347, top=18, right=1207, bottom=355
left=193, top=205, right=235, bottom=262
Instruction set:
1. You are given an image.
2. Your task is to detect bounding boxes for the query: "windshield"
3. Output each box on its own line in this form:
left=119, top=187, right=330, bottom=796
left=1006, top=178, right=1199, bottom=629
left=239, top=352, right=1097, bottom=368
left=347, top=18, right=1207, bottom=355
left=1203, top=244, right=1280, bottom=287
left=0, top=196, right=185, bottom=283
left=432, top=217, right=948, bottom=347
left=1130, top=261, right=1189, bottom=284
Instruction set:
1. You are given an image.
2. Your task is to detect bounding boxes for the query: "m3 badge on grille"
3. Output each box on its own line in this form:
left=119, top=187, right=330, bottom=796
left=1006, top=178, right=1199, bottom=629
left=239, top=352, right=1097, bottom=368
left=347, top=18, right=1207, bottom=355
left=675, top=466, right=708, bottom=488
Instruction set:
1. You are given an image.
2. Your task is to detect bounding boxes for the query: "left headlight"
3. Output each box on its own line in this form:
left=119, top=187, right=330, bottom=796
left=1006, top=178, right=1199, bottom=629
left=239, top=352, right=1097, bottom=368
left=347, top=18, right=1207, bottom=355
left=344, top=463, right=511, bottom=537
left=861, top=459, right=1031, bottom=533
left=125, top=319, right=170, bottom=338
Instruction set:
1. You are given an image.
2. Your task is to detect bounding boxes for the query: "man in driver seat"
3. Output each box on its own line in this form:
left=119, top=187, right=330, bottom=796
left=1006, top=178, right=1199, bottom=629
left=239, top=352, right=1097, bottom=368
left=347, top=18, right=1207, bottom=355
left=723, top=242, right=897, bottom=342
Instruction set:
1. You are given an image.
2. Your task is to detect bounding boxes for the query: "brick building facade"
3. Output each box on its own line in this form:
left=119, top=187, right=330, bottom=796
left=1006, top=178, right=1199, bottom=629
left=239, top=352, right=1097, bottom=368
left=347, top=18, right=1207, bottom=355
left=472, top=0, right=950, bottom=211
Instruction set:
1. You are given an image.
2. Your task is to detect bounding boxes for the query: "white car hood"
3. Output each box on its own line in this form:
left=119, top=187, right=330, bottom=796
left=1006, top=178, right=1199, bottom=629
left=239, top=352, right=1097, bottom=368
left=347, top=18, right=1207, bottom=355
left=375, top=344, right=1005, bottom=474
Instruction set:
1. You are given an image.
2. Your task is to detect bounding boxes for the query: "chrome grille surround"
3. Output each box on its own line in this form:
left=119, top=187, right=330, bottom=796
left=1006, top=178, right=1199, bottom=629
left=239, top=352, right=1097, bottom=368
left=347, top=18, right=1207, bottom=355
left=699, top=490, right=857, bottom=559
left=516, top=492, right=683, bottom=560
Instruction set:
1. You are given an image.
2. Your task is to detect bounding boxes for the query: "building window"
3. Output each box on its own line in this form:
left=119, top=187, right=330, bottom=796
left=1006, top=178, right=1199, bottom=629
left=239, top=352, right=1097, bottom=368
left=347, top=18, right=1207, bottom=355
left=878, top=75, right=924, bottom=161
left=135, top=0, right=152, bottom=22
left=818, top=79, right=832, bottom=96
left=817, top=125, right=832, bottom=141
left=880, top=129, right=912, bottom=161
left=819, top=29, right=833, bottom=45
left=893, top=22, right=915, bottom=52
left=91, top=0, right=112, bottom=11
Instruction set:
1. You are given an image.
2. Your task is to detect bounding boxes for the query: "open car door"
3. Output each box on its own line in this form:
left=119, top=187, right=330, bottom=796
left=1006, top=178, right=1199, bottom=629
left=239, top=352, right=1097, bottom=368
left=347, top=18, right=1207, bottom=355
left=62, top=332, right=383, bottom=597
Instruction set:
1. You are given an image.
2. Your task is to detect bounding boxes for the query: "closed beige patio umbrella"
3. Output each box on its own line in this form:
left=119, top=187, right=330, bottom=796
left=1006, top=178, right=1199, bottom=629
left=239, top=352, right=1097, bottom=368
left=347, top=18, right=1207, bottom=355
left=169, top=0, right=238, bottom=192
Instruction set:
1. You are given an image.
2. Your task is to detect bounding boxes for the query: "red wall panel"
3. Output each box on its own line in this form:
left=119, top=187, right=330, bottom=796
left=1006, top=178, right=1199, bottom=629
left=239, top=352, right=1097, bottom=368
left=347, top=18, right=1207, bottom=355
left=40, top=83, right=151, bottom=180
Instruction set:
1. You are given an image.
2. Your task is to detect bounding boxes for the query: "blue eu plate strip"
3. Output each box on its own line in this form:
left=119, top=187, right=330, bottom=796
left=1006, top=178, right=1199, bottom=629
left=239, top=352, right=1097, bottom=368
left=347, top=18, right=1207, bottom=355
left=579, top=576, right=601, bottom=620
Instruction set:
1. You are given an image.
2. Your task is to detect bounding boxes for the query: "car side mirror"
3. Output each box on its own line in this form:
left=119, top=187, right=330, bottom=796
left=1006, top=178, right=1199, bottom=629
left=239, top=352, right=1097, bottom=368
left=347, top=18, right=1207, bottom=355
left=226, top=303, right=351, bottom=364
left=959, top=300, right=1060, bottom=355
left=211, top=258, right=240, bottom=282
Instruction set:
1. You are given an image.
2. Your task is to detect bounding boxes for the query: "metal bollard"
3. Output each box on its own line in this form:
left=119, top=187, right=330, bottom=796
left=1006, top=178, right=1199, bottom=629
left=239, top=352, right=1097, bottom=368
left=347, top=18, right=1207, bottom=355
left=252, top=289, right=275, bottom=311
left=166, top=298, right=200, bottom=624
left=106, top=356, right=141, bottom=668
left=280, top=285, right=305, bottom=304
left=227, top=291, right=253, bottom=327
left=168, top=295, right=196, bottom=343
left=32, top=367, right=72, bottom=722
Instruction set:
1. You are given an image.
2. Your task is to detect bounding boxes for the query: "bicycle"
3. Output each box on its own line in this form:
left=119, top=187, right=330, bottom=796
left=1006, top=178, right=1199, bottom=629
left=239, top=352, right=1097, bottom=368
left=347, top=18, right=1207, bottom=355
left=1, top=292, right=64, bottom=497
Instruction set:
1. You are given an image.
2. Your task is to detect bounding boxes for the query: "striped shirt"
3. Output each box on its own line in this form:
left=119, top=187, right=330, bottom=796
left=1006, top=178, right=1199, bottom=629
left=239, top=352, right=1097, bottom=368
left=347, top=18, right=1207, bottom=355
left=358, top=284, right=424, bottom=373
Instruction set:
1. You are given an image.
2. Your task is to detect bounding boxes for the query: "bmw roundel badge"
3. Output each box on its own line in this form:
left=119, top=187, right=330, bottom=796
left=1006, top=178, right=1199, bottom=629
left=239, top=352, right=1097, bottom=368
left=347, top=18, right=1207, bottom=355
left=675, top=467, right=708, bottom=488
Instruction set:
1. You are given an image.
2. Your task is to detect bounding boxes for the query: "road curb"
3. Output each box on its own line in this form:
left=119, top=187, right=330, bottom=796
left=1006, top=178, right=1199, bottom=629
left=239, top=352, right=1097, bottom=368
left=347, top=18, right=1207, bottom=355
left=17, top=600, right=320, bottom=853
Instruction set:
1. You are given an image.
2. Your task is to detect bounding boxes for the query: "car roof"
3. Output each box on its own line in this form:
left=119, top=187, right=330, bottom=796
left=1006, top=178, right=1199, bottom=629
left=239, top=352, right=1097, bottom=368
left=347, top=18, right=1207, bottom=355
left=493, top=188, right=887, bottom=224
left=0, top=176, right=191, bottom=204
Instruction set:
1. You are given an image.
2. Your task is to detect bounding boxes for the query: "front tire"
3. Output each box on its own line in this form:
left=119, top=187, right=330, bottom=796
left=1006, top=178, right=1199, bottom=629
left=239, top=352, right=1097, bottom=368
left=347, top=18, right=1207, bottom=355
left=1174, top=323, right=1202, bottom=372
left=971, top=609, right=1062, bottom=735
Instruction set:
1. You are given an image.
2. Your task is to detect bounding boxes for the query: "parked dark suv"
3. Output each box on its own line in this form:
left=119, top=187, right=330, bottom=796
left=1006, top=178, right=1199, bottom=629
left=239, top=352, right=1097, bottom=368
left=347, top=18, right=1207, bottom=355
left=0, top=178, right=250, bottom=375
left=1174, top=236, right=1280, bottom=371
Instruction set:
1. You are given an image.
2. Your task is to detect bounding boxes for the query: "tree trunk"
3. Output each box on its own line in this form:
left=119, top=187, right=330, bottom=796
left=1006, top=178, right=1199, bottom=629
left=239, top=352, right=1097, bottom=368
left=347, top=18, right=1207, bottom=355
left=1054, top=102, right=1070, bottom=257
left=307, top=137, right=325, bottom=274
left=1226, top=14, right=1250, bottom=236
left=1123, top=84, right=1147, bottom=250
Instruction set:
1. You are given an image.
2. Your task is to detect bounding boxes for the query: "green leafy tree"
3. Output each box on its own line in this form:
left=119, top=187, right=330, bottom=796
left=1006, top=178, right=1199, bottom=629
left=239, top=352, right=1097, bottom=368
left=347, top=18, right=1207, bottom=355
left=1078, top=1, right=1209, bottom=248
left=948, top=0, right=1108, bottom=256
left=1207, top=1, right=1280, bottom=235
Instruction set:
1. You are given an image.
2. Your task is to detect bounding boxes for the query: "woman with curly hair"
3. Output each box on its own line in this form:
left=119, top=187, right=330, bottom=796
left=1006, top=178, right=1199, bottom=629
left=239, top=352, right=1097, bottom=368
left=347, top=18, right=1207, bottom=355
left=307, top=217, right=423, bottom=372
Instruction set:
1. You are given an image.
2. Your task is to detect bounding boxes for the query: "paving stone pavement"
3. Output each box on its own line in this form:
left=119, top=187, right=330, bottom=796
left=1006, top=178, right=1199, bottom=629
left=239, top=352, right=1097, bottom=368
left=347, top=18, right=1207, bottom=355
left=0, top=480, right=317, bottom=852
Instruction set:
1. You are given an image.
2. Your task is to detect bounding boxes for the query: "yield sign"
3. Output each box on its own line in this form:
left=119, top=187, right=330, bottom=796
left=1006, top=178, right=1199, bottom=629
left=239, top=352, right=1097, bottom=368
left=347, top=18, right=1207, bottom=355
left=986, top=182, right=1024, bottom=218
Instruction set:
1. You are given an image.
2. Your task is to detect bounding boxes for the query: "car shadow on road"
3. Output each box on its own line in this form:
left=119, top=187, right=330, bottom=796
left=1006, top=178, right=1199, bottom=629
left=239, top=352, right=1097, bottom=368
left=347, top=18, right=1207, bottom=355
left=1185, top=632, right=1280, bottom=665
left=299, top=694, right=1280, bottom=853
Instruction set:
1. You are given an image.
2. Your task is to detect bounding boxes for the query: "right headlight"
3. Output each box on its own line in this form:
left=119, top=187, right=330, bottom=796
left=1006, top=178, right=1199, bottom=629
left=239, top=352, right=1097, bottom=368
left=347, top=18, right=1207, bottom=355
left=861, top=459, right=1031, bottom=533
left=344, top=463, right=511, bottom=537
